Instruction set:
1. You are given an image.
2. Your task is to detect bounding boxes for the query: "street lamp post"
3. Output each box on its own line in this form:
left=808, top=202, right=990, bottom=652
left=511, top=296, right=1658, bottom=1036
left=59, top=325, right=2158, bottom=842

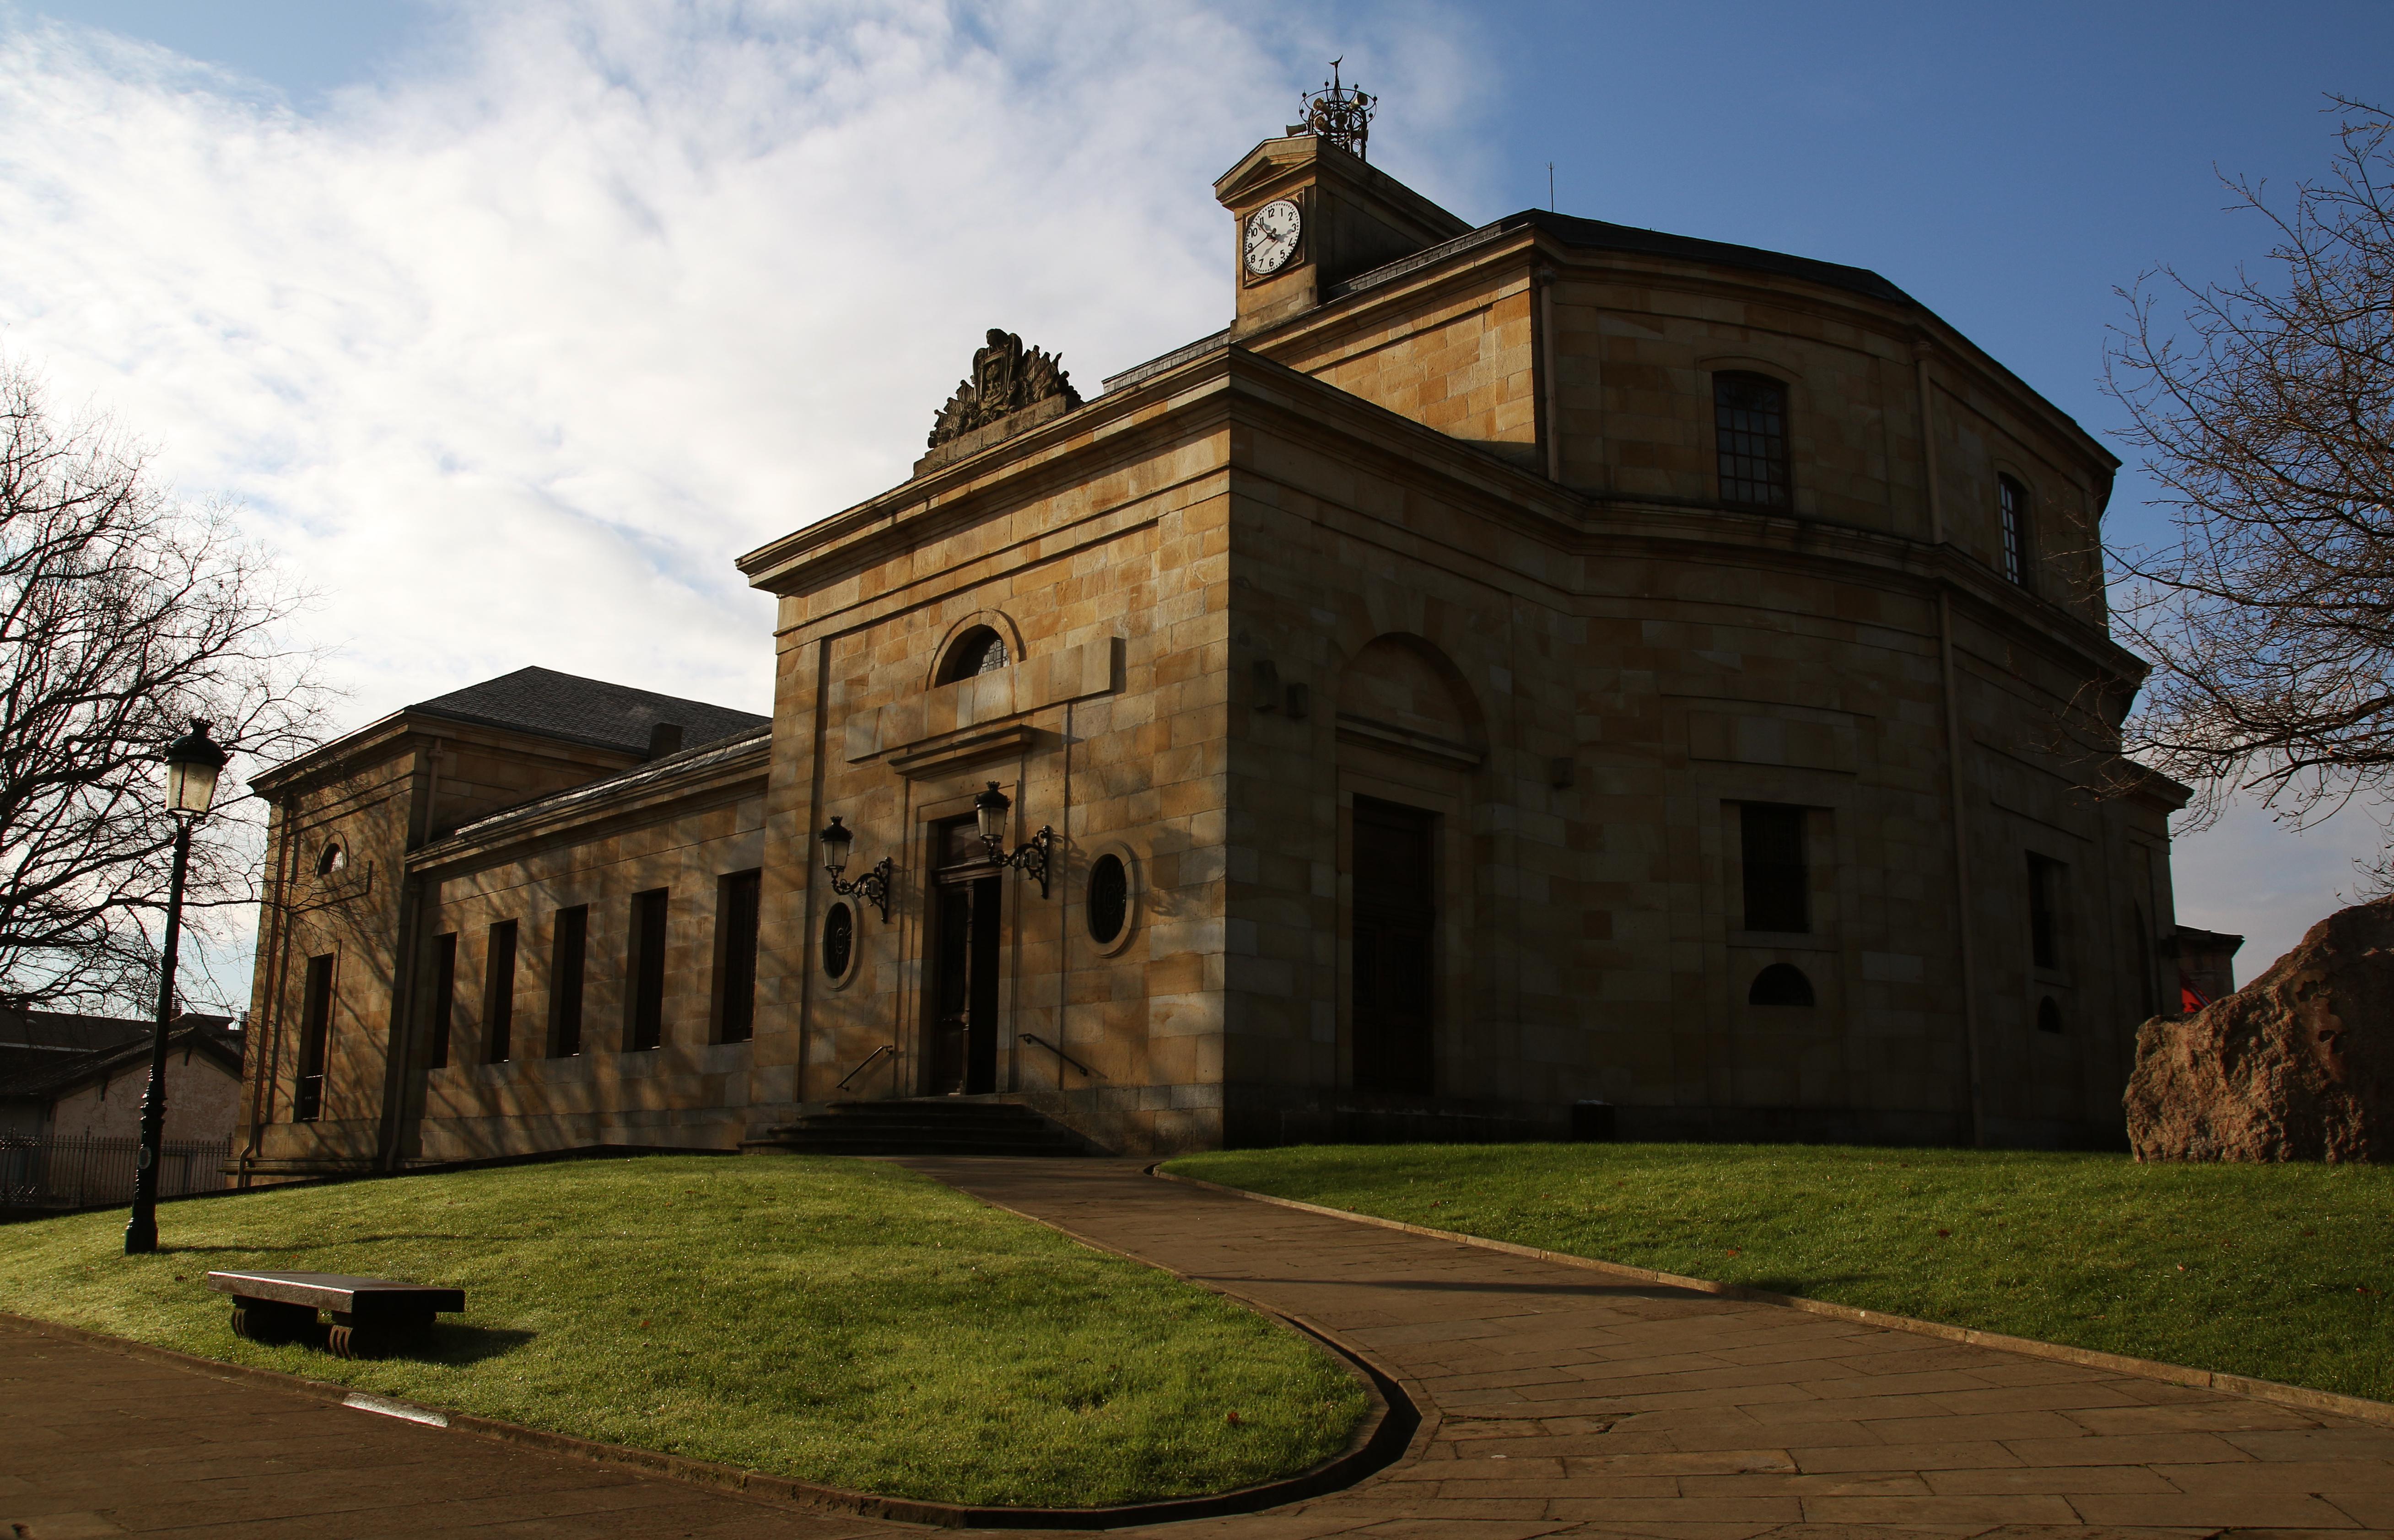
left=124, top=717, right=229, bottom=1256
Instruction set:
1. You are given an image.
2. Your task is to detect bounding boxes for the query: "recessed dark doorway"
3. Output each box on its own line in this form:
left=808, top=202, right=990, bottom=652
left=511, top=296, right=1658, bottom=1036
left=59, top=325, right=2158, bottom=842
left=1352, top=796, right=1436, bottom=1095
left=927, top=816, right=1003, bottom=1096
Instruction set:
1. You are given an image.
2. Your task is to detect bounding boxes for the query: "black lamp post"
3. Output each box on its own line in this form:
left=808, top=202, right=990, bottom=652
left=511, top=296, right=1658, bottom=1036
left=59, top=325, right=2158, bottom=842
left=124, top=717, right=228, bottom=1256
left=818, top=815, right=894, bottom=921
left=972, top=781, right=1054, bottom=898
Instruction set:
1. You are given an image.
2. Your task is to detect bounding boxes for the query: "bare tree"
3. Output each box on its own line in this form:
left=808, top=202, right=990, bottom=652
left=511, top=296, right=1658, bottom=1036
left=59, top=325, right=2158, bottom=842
left=2104, top=98, right=2394, bottom=877
left=0, top=357, right=325, bottom=1014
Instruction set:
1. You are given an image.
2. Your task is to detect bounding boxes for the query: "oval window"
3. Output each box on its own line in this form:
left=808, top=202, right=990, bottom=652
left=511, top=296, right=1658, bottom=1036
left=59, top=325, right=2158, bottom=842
left=317, top=842, right=345, bottom=876
left=1747, top=963, right=1815, bottom=1007
left=1086, top=853, right=1128, bottom=945
left=937, top=625, right=1010, bottom=684
left=821, top=901, right=855, bottom=980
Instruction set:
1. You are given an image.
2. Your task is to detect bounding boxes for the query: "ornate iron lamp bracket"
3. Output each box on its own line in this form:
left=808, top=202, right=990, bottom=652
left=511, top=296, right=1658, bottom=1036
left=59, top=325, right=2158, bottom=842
left=830, top=856, right=894, bottom=922
left=988, top=824, right=1054, bottom=899
left=971, top=781, right=1053, bottom=898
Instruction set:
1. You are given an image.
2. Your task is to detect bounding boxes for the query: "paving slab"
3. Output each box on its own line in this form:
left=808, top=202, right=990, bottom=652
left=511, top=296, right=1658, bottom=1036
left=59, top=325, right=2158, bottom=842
left=899, top=1156, right=2394, bottom=1536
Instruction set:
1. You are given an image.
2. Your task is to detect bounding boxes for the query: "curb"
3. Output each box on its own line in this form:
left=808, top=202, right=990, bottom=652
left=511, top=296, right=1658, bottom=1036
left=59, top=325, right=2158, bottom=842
left=1, top=1264, right=1412, bottom=1533
left=1149, top=1168, right=2394, bottom=1432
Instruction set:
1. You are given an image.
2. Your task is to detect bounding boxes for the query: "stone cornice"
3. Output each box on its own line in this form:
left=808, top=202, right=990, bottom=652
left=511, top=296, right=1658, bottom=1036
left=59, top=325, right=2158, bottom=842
left=743, top=343, right=2147, bottom=695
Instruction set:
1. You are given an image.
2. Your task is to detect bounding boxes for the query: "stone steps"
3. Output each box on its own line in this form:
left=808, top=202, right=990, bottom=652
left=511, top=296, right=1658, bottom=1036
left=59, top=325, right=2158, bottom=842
left=742, top=1097, right=1089, bottom=1158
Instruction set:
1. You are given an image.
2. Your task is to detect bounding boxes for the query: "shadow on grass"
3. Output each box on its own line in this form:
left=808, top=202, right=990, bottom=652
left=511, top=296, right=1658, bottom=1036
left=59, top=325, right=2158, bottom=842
left=237, top=1323, right=539, bottom=1366
left=393, top=1325, right=538, bottom=1365
left=161, top=1234, right=492, bottom=1253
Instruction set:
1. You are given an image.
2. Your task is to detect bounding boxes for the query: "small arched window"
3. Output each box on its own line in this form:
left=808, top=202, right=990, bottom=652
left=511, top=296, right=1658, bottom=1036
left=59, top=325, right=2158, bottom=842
left=1998, top=475, right=2031, bottom=589
left=937, top=625, right=1011, bottom=684
left=2037, top=996, right=2064, bottom=1034
left=1748, top=963, right=1815, bottom=1007
left=1086, top=853, right=1128, bottom=945
left=316, top=842, right=345, bottom=877
left=1714, top=372, right=1791, bottom=509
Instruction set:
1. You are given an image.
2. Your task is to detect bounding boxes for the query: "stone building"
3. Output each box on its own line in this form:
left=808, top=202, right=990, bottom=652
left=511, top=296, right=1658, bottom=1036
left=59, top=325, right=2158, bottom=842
left=2, top=1009, right=242, bottom=1143
left=237, top=123, right=2193, bottom=1176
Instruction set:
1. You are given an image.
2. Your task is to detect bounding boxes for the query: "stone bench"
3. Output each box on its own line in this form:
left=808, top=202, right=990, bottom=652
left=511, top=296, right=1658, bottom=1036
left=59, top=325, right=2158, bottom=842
left=206, top=1270, right=465, bottom=1359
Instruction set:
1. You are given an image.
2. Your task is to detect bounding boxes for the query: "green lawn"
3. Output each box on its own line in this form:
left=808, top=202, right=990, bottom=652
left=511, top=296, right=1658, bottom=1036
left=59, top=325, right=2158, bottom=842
left=1165, top=1142, right=2394, bottom=1404
left=6, top=1154, right=1364, bottom=1507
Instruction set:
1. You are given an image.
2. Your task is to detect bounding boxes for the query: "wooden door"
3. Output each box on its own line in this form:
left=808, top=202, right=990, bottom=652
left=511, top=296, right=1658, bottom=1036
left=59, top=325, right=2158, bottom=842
left=926, top=819, right=1003, bottom=1096
left=1352, top=798, right=1436, bottom=1094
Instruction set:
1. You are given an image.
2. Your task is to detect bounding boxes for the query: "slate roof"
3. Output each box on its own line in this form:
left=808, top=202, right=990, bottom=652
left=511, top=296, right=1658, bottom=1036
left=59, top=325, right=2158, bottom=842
left=407, top=667, right=770, bottom=757
left=0, top=1013, right=240, bottom=1103
left=437, top=721, right=773, bottom=849
left=1341, top=210, right=1917, bottom=308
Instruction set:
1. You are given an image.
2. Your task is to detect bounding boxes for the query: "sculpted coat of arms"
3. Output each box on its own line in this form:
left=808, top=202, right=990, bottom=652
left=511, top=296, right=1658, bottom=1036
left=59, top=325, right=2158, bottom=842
left=927, top=329, right=1084, bottom=449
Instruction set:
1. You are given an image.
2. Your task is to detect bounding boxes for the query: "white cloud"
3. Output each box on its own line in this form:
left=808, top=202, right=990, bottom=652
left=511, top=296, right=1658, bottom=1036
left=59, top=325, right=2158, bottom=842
left=0, top=0, right=1485, bottom=1009
left=0, top=0, right=1485, bottom=727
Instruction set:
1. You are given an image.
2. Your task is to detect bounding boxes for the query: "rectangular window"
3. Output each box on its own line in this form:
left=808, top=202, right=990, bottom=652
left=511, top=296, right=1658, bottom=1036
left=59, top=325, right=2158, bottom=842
left=2027, top=855, right=2064, bottom=970
left=1715, top=372, right=1791, bottom=508
left=549, top=905, right=588, bottom=1057
left=627, top=888, right=669, bottom=1051
left=294, top=953, right=334, bottom=1121
left=716, top=871, right=762, bottom=1045
left=1999, top=475, right=2030, bottom=588
left=484, top=919, right=518, bottom=1063
left=427, top=932, right=457, bottom=1070
left=1740, top=803, right=1809, bottom=934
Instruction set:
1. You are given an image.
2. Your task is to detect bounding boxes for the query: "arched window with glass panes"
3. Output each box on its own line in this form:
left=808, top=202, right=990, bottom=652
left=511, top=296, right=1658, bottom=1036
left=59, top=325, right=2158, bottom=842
left=937, top=625, right=1011, bottom=684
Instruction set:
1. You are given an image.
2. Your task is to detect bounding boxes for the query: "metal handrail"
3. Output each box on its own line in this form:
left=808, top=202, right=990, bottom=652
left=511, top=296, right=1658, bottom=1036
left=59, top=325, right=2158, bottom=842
left=1019, top=1032, right=1098, bottom=1080
left=836, top=1043, right=897, bottom=1091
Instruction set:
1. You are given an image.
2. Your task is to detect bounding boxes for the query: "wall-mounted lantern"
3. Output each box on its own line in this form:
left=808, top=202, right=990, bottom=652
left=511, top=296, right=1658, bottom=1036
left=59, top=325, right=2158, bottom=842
left=973, top=781, right=1053, bottom=898
left=818, top=816, right=893, bottom=921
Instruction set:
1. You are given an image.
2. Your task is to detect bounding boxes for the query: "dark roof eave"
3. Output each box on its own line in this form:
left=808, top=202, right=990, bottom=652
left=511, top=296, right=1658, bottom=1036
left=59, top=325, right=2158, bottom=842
left=416, top=721, right=774, bottom=859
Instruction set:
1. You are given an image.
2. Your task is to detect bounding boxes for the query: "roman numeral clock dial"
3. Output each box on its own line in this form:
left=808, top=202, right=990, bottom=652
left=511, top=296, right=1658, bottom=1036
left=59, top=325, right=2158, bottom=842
left=1243, top=198, right=1302, bottom=276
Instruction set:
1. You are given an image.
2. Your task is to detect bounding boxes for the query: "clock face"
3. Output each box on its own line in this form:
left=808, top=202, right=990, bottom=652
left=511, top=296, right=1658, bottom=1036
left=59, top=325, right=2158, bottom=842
left=1244, top=199, right=1303, bottom=276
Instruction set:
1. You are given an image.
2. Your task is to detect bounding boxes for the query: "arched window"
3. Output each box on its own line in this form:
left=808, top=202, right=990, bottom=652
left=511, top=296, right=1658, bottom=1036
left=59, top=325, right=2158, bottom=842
left=937, top=625, right=1011, bottom=684
left=316, top=841, right=345, bottom=877
left=2037, top=996, right=2064, bottom=1034
left=1086, top=853, right=1128, bottom=945
left=1714, top=372, right=1791, bottom=509
left=1998, top=475, right=2031, bottom=589
left=1748, top=962, right=1815, bottom=1007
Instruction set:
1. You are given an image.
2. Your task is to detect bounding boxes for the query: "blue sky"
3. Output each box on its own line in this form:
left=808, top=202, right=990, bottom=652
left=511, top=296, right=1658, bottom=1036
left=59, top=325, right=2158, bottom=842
left=3, top=0, right=2388, bottom=987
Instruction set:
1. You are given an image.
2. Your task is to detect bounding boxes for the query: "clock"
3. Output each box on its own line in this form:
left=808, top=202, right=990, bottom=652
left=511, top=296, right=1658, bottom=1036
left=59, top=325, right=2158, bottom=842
left=1244, top=199, right=1303, bottom=276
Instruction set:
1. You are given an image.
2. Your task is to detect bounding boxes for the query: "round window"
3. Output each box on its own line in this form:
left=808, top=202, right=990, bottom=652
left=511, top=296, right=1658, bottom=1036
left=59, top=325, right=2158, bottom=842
left=821, top=901, right=855, bottom=980
left=1086, top=853, right=1128, bottom=945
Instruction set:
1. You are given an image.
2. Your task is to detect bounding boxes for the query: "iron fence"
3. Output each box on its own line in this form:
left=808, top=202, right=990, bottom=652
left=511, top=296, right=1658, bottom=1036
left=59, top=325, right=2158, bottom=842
left=0, top=1134, right=232, bottom=1210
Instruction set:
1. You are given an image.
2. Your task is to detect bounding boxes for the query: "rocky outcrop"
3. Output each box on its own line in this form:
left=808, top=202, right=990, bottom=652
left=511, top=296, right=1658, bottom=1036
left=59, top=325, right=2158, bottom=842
left=2125, top=897, right=2394, bottom=1161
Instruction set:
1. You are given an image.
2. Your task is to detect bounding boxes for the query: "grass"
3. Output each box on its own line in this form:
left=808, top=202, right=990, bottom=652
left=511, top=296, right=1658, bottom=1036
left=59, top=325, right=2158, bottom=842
left=1165, top=1142, right=2394, bottom=1404
left=5, top=1153, right=1365, bottom=1508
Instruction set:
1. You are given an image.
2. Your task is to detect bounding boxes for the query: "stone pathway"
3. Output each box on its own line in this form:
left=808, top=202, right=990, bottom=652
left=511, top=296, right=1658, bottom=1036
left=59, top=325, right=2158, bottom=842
left=5, top=1157, right=2392, bottom=1537
left=0, top=1318, right=892, bottom=1539
left=907, top=1157, right=2394, bottom=1537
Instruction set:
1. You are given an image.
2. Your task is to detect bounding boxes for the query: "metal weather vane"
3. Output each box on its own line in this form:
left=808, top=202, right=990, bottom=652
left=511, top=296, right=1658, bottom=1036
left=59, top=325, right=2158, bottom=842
left=1301, top=58, right=1376, bottom=161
